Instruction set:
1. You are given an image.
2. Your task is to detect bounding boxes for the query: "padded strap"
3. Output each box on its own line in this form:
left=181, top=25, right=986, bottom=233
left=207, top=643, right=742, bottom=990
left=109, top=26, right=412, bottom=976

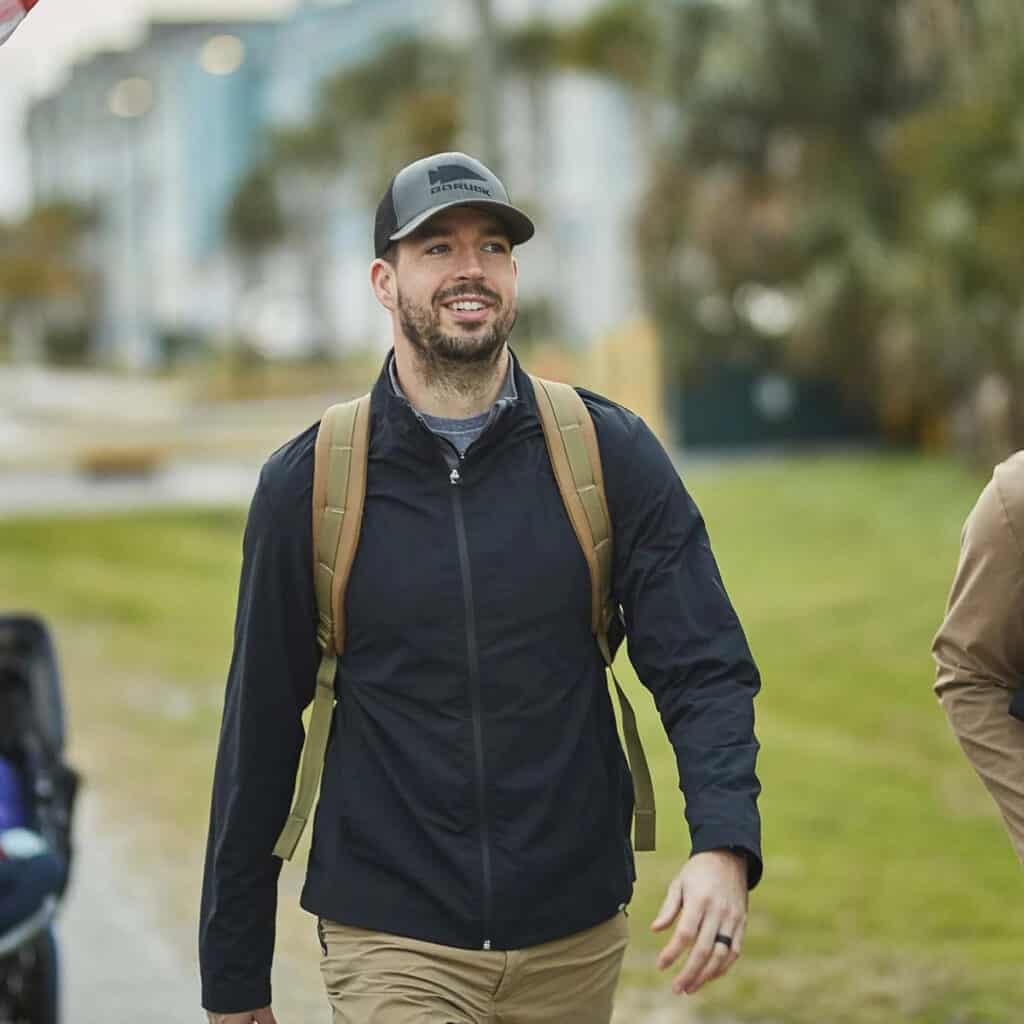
left=274, top=395, right=371, bottom=860
left=531, top=375, right=656, bottom=851
left=531, top=377, right=612, bottom=635
left=313, top=398, right=371, bottom=655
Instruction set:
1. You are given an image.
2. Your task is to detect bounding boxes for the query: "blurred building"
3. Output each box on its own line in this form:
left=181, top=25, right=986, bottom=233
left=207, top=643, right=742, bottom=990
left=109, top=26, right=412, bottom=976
left=24, top=0, right=648, bottom=368
left=27, top=19, right=277, bottom=367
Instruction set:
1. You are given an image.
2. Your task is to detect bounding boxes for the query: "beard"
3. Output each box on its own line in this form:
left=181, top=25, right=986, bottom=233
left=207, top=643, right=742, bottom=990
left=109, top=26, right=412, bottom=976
left=397, top=282, right=517, bottom=384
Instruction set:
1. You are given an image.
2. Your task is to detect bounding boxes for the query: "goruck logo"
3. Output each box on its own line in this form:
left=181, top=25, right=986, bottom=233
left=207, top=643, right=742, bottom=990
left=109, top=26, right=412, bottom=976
left=429, top=164, right=493, bottom=198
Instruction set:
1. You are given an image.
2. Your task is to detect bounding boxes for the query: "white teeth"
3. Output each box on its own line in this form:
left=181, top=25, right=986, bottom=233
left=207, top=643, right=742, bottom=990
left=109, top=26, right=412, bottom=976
left=451, top=301, right=485, bottom=311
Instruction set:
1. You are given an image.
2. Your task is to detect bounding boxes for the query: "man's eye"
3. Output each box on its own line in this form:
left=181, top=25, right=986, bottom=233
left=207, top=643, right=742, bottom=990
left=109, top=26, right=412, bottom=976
left=484, top=242, right=508, bottom=254
left=427, top=244, right=450, bottom=255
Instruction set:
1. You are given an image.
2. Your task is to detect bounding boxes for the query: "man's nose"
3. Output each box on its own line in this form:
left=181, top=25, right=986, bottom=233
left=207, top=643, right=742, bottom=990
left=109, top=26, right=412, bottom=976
left=454, top=248, right=486, bottom=279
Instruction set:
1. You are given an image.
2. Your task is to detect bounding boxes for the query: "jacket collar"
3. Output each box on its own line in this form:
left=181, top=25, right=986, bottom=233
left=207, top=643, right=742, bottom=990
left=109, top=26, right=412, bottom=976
left=368, top=347, right=540, bottom=463
left=371, top=348, right=536, bottom=433
left=386, top=350, right=519, bottom=410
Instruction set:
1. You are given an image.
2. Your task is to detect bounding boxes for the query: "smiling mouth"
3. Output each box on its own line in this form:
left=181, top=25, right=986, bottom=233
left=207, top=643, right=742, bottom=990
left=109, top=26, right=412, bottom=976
left=440, top=297, right=496, bottom=324
left=447, top=300, right=489, bottom=312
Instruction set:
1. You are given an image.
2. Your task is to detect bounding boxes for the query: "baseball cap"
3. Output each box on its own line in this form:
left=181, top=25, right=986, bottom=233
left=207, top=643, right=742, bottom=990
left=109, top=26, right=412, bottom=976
left=374, top=152, right=535, bottom=258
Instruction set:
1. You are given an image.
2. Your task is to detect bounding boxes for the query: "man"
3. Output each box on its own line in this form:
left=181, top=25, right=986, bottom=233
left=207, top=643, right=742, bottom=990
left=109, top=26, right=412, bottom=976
left=933, top=452, right=1024, bottom=861
left=200, top=152, right=762, bottom=1023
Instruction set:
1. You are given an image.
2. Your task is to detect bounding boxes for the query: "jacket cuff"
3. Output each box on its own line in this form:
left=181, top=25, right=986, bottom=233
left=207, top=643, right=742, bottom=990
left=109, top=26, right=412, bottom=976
left=201, top=975, right=272, bottom=1016
left=690, top=826, right=763, bottom=890
left=1009, top=686, right=1024, bottom=722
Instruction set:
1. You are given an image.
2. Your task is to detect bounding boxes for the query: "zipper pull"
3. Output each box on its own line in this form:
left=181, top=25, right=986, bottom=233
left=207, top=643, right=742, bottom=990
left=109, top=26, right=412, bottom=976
left=449, top=467, right=461, bottom=486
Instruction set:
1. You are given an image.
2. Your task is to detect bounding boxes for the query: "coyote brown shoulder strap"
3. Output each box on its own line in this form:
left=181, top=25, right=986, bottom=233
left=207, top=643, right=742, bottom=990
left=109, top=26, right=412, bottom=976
left=273, top=394, right=370, bottom=860
left=531, top=376, right=656, bottom=852
left=274, top=378, right=656, bottom=860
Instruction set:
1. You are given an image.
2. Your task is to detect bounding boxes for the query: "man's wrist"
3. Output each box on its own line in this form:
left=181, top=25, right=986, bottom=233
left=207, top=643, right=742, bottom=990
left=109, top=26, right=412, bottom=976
left=701, top=845, right=752, bottom=878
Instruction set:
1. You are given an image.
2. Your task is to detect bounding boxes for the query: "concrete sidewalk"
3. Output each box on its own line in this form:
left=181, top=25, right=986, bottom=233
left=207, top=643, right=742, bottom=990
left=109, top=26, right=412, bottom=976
left=57, top=791, right=200, bottom=1024
left=0, top=461, right=263, bottom=519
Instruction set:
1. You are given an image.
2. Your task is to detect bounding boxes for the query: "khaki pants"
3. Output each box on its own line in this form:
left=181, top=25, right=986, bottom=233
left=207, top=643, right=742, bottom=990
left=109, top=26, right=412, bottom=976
left=317, top=912, right=629, bottom=1024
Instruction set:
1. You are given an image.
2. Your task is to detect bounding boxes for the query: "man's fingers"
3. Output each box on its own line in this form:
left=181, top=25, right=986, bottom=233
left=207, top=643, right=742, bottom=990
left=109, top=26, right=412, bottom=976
left=656, top=895, right=703, bottom=972
left=721, top=914, right=746, bottom=976
left=672, top=909, right=720, bottom=995
left=729, top=914, right=747, bottom=959
left=650, top=879, right=682, bottom=932
left=689, top=913, right=744, bottom=992
left=688, top=938, right=732, bottom=993
left=253, top=1009, right=278, bottom=1024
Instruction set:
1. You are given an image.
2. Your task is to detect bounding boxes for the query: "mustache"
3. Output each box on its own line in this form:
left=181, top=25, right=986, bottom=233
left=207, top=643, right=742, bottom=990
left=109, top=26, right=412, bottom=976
left=434, top=283, right=501, bottom=306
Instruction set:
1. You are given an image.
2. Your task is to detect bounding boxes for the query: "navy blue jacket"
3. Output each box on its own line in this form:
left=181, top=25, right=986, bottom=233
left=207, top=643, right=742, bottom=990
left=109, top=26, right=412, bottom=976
left=199, top=354, right=762, bottom=1013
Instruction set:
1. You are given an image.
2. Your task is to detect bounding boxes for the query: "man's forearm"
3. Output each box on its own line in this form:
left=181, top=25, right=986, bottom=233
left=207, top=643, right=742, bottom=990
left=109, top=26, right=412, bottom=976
left=940, top=682, right=1024, bottom=862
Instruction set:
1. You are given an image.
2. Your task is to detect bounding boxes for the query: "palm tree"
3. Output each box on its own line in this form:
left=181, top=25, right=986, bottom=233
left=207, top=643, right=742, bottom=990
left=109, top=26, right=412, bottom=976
left=266, top=122, right=344, bottom=358
left=226, top=164, right=286, bottom=293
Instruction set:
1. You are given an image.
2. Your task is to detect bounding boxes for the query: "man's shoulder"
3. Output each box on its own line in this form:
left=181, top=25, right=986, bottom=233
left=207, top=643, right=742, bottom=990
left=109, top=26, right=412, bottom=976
left=572, top=386, right=640, bottom=445
left=994, top=451, right=1024, bottom=503
left=991, top=451, right=1024, bottom=548
left=567, top=386, right=681, bottom=500
left=256, top=420, right=319, bottom=514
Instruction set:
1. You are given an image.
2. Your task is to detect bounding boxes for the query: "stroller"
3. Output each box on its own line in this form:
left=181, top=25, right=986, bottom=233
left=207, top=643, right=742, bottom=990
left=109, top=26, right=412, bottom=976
left=0, top=615, right=79, bottom=1024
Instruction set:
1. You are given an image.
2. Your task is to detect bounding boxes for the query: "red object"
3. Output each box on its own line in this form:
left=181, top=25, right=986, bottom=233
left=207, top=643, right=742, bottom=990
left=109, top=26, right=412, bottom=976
left=0, top=0, right=39, bottom=45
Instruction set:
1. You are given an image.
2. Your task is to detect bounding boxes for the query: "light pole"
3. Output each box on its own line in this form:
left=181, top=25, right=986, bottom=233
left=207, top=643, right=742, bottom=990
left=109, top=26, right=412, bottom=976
left=472, top=0, right=501, bottom=173
left=107, top=75, right=155, bottom=369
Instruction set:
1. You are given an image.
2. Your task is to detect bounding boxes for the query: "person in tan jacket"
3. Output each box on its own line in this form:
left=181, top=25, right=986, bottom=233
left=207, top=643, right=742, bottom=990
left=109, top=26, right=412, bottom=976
left=933, top=452, right=1024, bottom=862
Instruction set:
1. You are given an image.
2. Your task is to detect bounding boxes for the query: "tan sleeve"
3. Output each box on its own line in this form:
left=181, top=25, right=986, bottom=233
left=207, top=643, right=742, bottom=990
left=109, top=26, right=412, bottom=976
left=932, top=453, right=1024, bottom=862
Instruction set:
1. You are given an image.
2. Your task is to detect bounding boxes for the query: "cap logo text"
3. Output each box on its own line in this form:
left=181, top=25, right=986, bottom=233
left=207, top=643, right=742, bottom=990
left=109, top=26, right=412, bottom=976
left=430, top=182, right=494, bottom=197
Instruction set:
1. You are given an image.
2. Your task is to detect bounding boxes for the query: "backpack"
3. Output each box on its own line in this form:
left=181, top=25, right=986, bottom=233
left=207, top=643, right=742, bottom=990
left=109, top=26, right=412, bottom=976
left=273, top=376, right=656, bottom=860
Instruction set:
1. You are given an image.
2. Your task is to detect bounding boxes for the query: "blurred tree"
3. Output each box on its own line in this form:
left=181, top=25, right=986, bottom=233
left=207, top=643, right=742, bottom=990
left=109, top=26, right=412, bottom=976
left=266, top=121, right=344, bottom=358
left=503, top=3, right=662, bottom=154
left=888, top=0, right=1024, bottom=456
left=559, top=0, right=660, bottom=93
left=629, top=1, right=944, bottom=441
left=624, top=0, right=1024, bottom=453
left=316, top=37, right=464, bottom=200
left=0, top=201, right=97, bottom=364
left=226, top=164, right=286, bottom=288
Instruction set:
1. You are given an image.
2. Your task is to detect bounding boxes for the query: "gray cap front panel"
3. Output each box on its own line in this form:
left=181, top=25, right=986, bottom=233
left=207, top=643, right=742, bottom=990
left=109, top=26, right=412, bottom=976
left=391, top=152, right=508, bottom=227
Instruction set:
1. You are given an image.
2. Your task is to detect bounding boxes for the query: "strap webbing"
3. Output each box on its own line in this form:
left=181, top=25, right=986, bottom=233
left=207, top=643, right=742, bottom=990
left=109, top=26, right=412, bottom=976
left=608, top=656, right=656, bottom=852
left=274, top=396, right=370, bottom=860
left=532, top=376, right=656, bottom=852
left=273, top=649, right=338, bottom=859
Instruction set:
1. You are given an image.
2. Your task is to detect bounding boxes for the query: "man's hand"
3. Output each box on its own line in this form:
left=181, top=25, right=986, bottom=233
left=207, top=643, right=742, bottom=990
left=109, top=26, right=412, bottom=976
left=651, top=849, right=748, bottom=996
left=206, top=1008, right=277, bottom=1024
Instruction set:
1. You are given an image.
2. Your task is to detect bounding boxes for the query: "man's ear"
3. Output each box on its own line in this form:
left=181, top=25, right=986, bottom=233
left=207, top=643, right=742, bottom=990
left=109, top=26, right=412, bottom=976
left=370, top=258, right=397, bottom=311
left=511, top=253, right=519, bottom=291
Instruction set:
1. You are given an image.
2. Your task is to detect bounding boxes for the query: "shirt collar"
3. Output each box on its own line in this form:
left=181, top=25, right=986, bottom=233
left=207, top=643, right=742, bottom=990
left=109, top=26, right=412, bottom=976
left=388, top=350, right=518, bottom=415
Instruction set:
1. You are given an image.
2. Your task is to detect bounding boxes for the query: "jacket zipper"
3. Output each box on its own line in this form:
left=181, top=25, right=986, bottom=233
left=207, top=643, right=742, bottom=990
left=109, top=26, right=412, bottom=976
left=449, top=463, right=494, bottom=950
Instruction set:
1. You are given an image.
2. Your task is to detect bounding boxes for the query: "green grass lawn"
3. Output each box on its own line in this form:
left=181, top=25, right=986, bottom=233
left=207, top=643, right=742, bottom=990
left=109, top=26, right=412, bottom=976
left=1, top=453, right=1019, bottom=1022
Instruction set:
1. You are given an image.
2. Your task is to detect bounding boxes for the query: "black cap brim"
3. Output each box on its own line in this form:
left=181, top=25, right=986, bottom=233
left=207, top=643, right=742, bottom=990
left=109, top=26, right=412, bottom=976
left=388, top=198, right=535, bottom=248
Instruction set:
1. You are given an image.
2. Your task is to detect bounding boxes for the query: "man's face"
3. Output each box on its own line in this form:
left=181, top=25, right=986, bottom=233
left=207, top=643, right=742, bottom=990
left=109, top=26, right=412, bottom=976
left=380, top=206, right=519, bottom=367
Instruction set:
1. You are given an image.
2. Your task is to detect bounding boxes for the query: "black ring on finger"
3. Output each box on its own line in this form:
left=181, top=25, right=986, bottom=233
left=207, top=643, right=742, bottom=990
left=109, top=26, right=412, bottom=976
left=713, top=932, right=733, bottom=949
